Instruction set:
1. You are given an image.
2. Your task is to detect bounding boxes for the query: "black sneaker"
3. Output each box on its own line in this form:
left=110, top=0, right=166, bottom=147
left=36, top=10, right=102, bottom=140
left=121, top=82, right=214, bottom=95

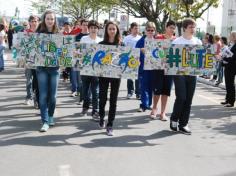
left=137, top=107, right=145, bottom=112
left=221, top=101, right=228, bottom=105
left=99, top=120, right=105, bottom=129
left=179, top=125, right=191, bottom=135
left=81, top=108, right=88, bottom=115
left=136, top=94, right=141, bottom=100
left=170, top=121, right=178, bottom=132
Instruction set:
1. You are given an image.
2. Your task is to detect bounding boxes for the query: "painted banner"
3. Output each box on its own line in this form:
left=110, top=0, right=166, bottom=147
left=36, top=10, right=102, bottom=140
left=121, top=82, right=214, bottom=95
left=145, top=39, right=216, bottom=75
left=76, top=43, right=140, bottom=79
left=12, top=32, right=75, bottom=68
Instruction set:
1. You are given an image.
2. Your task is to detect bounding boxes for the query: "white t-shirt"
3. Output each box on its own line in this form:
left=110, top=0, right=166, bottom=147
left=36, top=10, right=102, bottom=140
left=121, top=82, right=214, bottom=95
left=80, top=35, right=102, bottom=44
left=123, top=34, right=142, bottom=48
left=172, top=36, right=202, bottom=45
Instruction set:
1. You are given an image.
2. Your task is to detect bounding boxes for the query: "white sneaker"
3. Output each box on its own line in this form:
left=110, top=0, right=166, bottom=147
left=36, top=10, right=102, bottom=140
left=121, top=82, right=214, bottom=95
left=71, top=92, right=77, bottom=97
left=39, top=123, right=49, bottom=132
left=24, top=99, right=31, bottom=105
left=126, top=94, right=132, bottom=99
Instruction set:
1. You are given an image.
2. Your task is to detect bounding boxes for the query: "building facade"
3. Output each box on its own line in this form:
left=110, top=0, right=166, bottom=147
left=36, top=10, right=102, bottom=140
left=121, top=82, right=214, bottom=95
left=221, top=0, right=236, bottom=36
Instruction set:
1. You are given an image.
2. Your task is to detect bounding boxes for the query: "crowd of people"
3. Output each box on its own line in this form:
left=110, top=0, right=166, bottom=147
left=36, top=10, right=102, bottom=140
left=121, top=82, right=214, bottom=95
left=0, top=9, right=236, bottom=136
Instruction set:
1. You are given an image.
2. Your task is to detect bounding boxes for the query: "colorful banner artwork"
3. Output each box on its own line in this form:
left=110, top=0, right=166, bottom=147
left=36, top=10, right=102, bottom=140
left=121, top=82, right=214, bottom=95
left=144, top=39, right=216, bottom=75
left=12, top=32, right=75, bottom=68
left=76, top=43, right=140, bottom=79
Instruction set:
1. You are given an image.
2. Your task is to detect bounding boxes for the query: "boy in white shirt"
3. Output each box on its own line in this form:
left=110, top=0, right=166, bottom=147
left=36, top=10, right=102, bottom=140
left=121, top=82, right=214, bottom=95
left=123, top=22, right=142, bottom=99
left=170, top=18, right=202, bottom=135
left=80, top=20, right=102, bottom=120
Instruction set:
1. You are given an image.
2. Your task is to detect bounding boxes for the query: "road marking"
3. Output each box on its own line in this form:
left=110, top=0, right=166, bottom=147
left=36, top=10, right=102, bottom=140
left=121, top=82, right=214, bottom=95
left=197, top=94, right=220, bottom=104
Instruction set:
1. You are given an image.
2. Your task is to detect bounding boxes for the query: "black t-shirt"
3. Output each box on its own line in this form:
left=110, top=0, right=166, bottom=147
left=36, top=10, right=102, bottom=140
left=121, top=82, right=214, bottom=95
left=75, top=33, right=89, bottom=42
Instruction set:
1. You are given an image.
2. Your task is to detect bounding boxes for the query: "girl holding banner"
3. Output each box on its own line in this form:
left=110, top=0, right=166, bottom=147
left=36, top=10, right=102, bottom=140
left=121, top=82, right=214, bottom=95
left=150, top=20, right=176, bottom=121
left=98, top=21, right=123, bottom=136
left=36, top=10, right=60, bottom=132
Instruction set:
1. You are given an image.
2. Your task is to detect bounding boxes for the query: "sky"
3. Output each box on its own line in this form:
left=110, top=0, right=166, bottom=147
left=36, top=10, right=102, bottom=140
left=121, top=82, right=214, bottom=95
left=0, top=0, right=223, bottom=34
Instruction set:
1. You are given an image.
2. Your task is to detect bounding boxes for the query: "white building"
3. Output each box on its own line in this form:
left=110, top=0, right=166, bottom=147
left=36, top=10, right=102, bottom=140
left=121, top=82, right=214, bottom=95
left=221, top=0, right=236, bottom=37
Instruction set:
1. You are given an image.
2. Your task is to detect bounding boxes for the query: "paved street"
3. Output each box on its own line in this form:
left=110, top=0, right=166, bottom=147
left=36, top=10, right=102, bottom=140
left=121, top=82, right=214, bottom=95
left=0, top=51, right=236, bottom=176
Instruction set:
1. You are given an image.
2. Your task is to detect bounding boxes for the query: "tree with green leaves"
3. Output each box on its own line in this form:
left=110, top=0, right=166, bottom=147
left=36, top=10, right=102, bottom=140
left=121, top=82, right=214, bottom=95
left=117, top=0, right=169, bottom=33
left=117, top=0, right=220, bottom=33
left=31, top=0, right=118, bottom=21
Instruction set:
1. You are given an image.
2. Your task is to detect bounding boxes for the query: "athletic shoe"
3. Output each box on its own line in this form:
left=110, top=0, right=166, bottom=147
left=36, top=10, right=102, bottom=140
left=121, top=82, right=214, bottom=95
left=170, top=121, right=178, bottom=132
left=39, top=123, right=49, bottom=132
left=179, top=125, right=191, bottom=135
left=48, top=116, right=55, bottom=126
left=106, top=127, right=114, bottom=136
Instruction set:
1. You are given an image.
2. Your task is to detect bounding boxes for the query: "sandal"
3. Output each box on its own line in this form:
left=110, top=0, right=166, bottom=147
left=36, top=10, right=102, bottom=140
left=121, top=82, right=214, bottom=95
left=150, top=109, right=158, bottom=119
left=159, top=114, right=168, bottom=121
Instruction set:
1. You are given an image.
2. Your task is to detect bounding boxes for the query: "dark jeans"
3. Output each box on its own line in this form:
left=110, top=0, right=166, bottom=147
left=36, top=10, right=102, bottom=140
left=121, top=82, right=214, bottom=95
left=170, top=75, right=196, bottom=128
left=127, top=79, right=140, bottom=95
left=32, top=69, right=39, bottom=104
left=25, top=69, right=33, bottom=100
left=62, top=67, right=70, bottom=80
left=99, top=77, right=121, bottom=127
left=224, top=65, right=236, bottom=105
left=81, top=75, right=98, bottom=112
left=36, top=67, right=59, bottom=123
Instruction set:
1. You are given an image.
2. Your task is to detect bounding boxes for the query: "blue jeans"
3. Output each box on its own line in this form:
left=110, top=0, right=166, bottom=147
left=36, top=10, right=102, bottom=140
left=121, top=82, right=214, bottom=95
left=139, top=71, right=152, bottom=109
left=71, top=68, right=83, bottom=101
left=36, top=67, right=59, bottom=123
left=0, top=55, right=4, bottom=71
left=25, top=69, right=33, bottom=100
left=170, top=75, right=196, bottom=128
left=81, top=75, right=99, bottom=112
left=216, top=61, right=224, bottom=83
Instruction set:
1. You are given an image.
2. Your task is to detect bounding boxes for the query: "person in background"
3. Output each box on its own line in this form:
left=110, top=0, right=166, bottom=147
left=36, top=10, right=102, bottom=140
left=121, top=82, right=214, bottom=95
left=0, top=32, right=5, bottom=72
left=70, top=19, right=82, bottom=35
left=24, top=15, right=39, bottom=107
left=62, top=22, right=72, bottom=83
left=75, top=19, right=89, bottom=104
left=200, top=34, right=214, bottom=79
left=123, top=22, right=142, bottom=99
left=36, top=10, right=60, bottom=132
left=0, top=24, right=6, bottom=46
left=170, top=18, right=202, bottom=135
left=221, top=32, right=236, bottom=107
left=99, top=21, right=123, bottom=136
left=214, top=35, right=224, bottom=86
left=210, top=35, right=222, bottom=82
left=150, top=20, right=176, bottom=121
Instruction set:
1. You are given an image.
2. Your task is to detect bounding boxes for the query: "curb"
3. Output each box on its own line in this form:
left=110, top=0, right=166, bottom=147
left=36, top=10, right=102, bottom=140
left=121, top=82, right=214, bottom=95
left=197, top=77, right=226, bottom=90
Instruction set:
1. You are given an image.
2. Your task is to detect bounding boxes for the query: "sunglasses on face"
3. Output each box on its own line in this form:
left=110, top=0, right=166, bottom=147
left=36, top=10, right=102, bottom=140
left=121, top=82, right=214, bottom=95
left=147, top=29, right=154, bottom=32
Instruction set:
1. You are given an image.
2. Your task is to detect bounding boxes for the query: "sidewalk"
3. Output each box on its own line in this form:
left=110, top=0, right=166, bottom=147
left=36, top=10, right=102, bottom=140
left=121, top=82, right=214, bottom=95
left=197, top=77, right=226, bottom=89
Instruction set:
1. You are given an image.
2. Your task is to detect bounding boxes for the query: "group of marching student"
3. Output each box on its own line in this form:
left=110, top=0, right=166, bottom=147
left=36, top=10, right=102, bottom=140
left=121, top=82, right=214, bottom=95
left=14, top=9, right=236, bottom=136
left=20, top=10, right=123, bottom=136
left=134, top=18, right=202, bottom=135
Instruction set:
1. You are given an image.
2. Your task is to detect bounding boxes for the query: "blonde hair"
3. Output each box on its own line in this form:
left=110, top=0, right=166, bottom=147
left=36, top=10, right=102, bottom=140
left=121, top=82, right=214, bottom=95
left=145, top=22, right=156, bottom=30
left=214, top=35, right=220, bottom=42
left=230, top=31, right=236, bottom=42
